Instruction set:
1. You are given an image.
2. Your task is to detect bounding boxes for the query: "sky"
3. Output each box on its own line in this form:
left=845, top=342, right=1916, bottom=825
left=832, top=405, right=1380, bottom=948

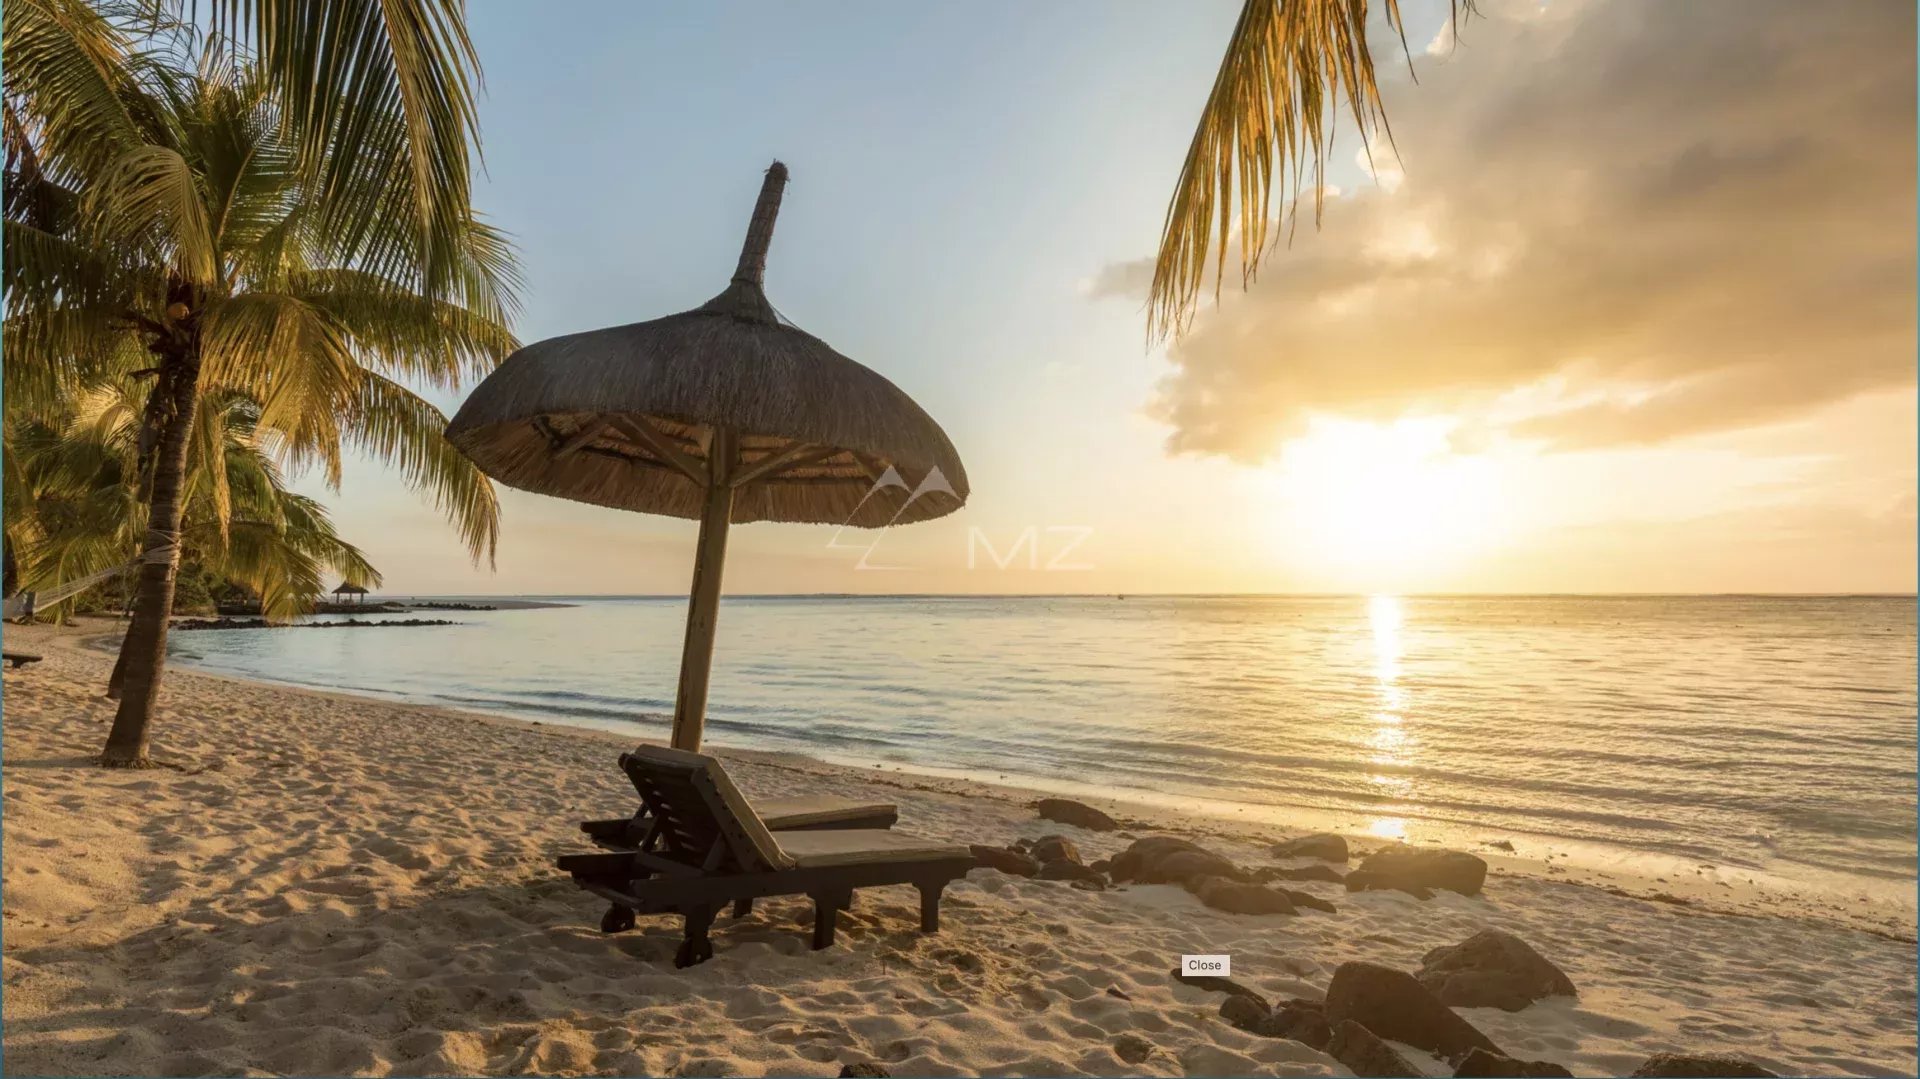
left=304, top=0, right=1918, bottom=596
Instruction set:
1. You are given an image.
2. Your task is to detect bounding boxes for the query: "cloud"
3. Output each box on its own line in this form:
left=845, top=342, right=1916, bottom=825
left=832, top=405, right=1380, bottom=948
left=1110, top=0, right=1916, bottom=463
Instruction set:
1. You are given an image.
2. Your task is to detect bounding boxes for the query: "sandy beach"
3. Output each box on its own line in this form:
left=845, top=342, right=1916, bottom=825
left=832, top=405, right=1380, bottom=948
left=3, top=620, right=1915, bottom=1078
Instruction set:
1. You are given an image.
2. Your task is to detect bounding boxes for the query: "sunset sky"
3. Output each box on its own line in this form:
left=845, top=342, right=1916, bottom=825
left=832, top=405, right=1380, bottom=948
left=306, top=0, right=1918, bottom=596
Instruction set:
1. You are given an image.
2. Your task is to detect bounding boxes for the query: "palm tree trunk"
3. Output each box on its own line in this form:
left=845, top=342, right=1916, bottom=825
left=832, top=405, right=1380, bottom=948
left=101, top=343, right=202, bottom=766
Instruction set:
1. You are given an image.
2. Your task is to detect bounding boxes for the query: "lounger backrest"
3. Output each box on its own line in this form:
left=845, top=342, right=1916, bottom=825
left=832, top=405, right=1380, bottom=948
left=620, top=745, right=795, bottom=873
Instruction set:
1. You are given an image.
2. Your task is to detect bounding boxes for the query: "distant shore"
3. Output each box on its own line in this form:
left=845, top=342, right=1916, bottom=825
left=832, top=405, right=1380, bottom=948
left=4, top=618, right=1914, bottom=1076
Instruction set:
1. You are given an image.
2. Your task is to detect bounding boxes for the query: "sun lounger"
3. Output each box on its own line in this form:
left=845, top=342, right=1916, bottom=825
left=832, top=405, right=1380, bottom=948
left=557, top=745, right=973, bottom=967
left=2, top=651, right=43, bottom=669
left=580, top=784, right=898, bottom=850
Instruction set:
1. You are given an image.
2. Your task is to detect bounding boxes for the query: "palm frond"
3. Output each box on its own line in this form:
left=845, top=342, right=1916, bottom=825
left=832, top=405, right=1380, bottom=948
left=292, top=266, right=518, bottom=390
left=1148, top=0, right=1471, bottom=340
left=348, top=372, right=499, bottom=566
left=208, top=0, right=485, bottom=301
left=2, top=0, right=144, bottom=183
left=85, top=142, right=219, bottom=282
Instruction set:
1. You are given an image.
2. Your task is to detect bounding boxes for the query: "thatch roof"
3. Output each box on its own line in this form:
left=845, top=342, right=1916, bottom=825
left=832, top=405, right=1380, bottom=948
left=332, top=583, right=369, bottom=595
left=445, top=163, right=968, bottom=528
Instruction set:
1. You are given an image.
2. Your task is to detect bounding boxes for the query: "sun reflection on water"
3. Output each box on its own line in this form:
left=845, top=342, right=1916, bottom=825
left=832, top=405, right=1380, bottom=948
left=1366, top=595, right=1416, bottom=813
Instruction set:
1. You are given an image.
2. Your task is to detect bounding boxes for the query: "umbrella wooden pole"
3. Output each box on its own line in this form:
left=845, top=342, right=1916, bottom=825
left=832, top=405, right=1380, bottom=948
left=669, top=426, right=737, bottom=751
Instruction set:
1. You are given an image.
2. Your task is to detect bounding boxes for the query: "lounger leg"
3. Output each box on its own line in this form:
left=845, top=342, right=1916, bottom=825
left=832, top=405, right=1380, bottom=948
left=810, top=890, right=850, bottom=950
left=732, top=897, right=753, bottom=919
left=675, top=905, right=716, bottom=968
left=917, top=880, right=945, bottom=934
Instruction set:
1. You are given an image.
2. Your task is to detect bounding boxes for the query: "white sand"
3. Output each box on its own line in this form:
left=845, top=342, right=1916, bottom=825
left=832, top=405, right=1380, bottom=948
left=3, top=620, right=1915, bottom=1077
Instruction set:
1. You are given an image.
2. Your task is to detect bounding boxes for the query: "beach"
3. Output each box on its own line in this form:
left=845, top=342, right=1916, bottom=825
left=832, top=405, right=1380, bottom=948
left=0, top=622, right=1910, bottom=1077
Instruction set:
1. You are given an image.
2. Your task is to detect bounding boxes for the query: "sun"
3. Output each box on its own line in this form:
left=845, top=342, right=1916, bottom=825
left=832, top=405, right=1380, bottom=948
left=1250, top=416, right=1506, bottom=586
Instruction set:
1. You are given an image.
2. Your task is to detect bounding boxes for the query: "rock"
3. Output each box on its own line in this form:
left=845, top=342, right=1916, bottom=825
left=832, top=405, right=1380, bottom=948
left=1170, top=968, right=1268, bottom=1011
left=1347, top=845, right=1488, bottom=897
left=1189, top=876, right=1297, bottom=915
left=1037, top=859, right=1105, bottom=888
left=1454, top=1048, right=1573, bottom=1078
left=1104, top=986, right=1131, bottom=1000
left=1488, top=840, right=1516, bottom=852
left=1270, top=999, right=1333, bottom=1050
left=1270, top=833, right=1350, bottom=862
left=1280, top=888, right=1338, bottom=914
left=1220, top=995, right=1333, bottom=1048
left=1030, top=835, right=1081, bottom=864
left=1107, top=835, right=1251, bottom=885
left=1325, top=961, right=1500, bottom=1062
left=1255, top=863, right=1347, bottom=884
left=839, top=1065, right=890, bottom=1078
left=1628, top=1052, right=1777, bottom=1077
left=1089, top=858, right=1111, bottom=874
left=1112, top=1033, right=1156, bottom=1065
left=1418, top=929, right=1577, bottom=1011
left=1035, top=798, right=1118, bottom=831
left=1219, top=994, right=1272, bottom=1032
left=969, top=845, right=1038, bottom=877
left=1141, top=848, right=1246, bottom=885
left=1327, top=1020, right=1425, bottom=1078
left=1109, top=836, right=1206, bottom=881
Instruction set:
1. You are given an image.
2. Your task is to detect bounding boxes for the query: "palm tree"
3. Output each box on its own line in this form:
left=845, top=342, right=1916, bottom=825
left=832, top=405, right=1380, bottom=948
left=5, top=386, right=382, bottom=626
left=1150, top=0, right=1472, bottom=339
left=4, top=6, right=518, bottom=766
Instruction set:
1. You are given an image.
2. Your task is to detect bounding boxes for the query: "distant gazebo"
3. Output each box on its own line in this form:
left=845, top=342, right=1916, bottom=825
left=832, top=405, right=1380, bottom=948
left=332, top=583, right=369, bottom=605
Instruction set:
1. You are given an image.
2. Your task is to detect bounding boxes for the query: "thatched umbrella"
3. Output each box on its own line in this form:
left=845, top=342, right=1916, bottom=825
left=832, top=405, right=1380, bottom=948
left=446, top=162, right=969, bottom=751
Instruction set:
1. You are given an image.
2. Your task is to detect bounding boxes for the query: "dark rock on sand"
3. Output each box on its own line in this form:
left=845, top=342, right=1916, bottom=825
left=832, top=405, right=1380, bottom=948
left=1110, top=836, right=1252, bottom=884
left=1255, top=863, right=1347, bottom=884
left=1328, top=1020, right=1425, bottom=1078
left=969, top=845, right=1038, bottom=877
left=1347, top=845, right=1488, bottom=898
left=1030, top=835, right=1081, bottom=864
left=1270, top=833, right=1350, bottom=862
left=1112, top=1033, right=1156, bottom=1065
left=1037, top=859, right=1106, bottom=888
left=1170, top=968, right=1269, bottom=1011
left=839, top=1065, right=890, bottom=1078
left=1271, top=999, right=1333, bottom=1050
left=1219, top=994, right=1272, bottom=1032
left=1222, top=997, right=1333, bottom=1049
left=1105, top=985, right=1131, bottom=1000
left=1089, top=858, right=1111, bottom=874
left=1280, top=888, right=1338, bottom=913
left=1325, top=961, right=1500, bottom=1061
left=1453, top=1048, right=1574, bottom=1078
left=1418, top=929, right=1576, bottom=1011
left=1189, top=876, right=1296, bottom=915
left=1110, top=837, right=1205, bottom=881
left=1629, top=1052, right=1777, bottom=1077
left=1150, top=849, right=1245, bottom=884
left=1035, top=798, right=1118, bottom=832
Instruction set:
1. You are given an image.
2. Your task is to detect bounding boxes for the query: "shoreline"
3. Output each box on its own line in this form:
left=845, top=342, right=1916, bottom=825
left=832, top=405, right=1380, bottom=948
left=7, top=618, right=1916, bottom=1076
left=83, top=617, right=1920, bottom=941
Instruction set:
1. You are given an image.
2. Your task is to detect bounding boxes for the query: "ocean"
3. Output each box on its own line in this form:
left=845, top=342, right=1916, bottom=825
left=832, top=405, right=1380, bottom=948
left=169, top=594, right=1917, bottom=915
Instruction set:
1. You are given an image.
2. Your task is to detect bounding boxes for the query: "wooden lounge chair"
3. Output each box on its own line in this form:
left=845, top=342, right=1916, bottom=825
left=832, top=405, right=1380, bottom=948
left=2, top=651, right=43, bottom=669
left=557, top=745, right=973, bottom=967
left=579, top=775, right=897, bottom=851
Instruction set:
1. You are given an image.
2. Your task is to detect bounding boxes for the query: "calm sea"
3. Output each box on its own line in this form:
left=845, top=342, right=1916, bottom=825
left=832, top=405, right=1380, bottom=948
left=169, top=595, right=1917, bottom=912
